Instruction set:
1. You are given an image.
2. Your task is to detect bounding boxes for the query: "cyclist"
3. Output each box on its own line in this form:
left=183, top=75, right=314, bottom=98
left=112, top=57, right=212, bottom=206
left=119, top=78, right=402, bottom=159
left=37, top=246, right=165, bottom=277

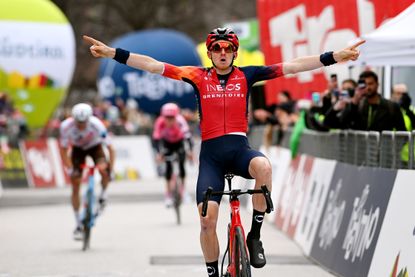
left=59, top=103, right=115, bottom=240
left=84, top=29, right=363, bottom=276
left=152, top=102, right=194, bottom=207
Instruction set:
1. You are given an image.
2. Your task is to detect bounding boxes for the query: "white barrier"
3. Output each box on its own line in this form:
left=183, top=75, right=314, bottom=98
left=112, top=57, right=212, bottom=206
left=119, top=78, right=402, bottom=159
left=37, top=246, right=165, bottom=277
left=111, top=136, right=157, bottom=179
left=267, top=145, right=415, bottom=277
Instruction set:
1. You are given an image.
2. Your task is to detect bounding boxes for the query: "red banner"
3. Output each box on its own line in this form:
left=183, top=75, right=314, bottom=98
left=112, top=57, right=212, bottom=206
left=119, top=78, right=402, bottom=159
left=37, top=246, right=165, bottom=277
left=22, top=139, right=57, bottom=188
left=257, top=0, right=413, bottom=104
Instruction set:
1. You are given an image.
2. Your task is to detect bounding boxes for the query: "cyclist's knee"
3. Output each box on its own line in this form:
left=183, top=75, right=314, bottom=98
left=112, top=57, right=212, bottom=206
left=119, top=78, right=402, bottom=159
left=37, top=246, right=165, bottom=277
left=250, top=157, right=272, bottom=178
left=200, top=216, right=217, bottom=234
left=199, top=202, right=219, bottom=234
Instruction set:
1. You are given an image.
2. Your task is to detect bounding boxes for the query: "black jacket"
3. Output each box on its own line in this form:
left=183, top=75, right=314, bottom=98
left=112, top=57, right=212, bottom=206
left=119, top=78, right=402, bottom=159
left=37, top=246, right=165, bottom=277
left=324, top=96, right=406, bottom=132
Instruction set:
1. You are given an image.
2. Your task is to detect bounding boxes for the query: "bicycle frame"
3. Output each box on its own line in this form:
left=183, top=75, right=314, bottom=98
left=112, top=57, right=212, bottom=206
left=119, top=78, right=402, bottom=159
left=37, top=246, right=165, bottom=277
left=202, top=174, right=273, bottom=277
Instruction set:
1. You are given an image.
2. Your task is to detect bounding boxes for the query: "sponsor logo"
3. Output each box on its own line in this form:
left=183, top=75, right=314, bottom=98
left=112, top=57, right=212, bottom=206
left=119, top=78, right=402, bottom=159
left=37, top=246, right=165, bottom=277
left=27, top=148, right=53, bottom=182
left=202, top=93, right=245, bottom=99
left=0, top=36, right=64, bottom=59
left=207, top=266, right=216, bottom=276
left=205, top=83, right=241, bottom=92
left=99, top=71, right=193, bottom=99
left=342, top=184, right=380, bottom=263
left=318, top=180, right=346, bottom=250
left=254, top=215, right=264, bottom=223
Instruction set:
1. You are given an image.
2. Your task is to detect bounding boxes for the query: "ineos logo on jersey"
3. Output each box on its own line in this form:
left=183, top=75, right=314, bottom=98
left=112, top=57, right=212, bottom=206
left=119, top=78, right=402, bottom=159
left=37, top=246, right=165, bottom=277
left=206, top=83, right=241, bottom=92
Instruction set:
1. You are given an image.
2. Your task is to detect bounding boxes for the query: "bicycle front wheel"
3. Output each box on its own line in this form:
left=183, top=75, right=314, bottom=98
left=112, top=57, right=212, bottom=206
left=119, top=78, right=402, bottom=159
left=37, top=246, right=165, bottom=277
left=82, top=191, right=93, bottom=251
left=234, top=226, right=251, bottom=277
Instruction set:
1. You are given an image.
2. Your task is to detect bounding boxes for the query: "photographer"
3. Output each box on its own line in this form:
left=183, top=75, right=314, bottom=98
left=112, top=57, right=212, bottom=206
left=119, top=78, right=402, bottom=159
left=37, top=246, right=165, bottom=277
left=324, top=71, right=405, bottom=131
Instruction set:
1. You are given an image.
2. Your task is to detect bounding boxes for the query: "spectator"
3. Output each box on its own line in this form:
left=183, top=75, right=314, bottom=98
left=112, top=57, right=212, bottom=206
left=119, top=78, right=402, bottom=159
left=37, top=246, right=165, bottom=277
left=391, top=83, right=415, bottom=131
left=324, top=70, right=406, bottom=132
left=123, top=98, right=152, bottom=135
left=253, top=90, right=296, bottom=146
left=253, top=90, right=295, bottom=125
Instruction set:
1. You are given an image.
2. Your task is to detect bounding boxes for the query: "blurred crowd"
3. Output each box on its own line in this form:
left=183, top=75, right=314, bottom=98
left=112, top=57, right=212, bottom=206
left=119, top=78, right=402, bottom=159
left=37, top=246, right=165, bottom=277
left=0, top=91, right=28, bottom=154
left=253, top=69, right=415, bottom=147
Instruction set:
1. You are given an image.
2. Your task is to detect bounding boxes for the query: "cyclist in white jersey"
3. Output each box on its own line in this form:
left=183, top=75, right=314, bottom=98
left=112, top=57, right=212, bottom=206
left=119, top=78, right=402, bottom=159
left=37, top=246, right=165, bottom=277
left=59, top=103, right=115, bottom=240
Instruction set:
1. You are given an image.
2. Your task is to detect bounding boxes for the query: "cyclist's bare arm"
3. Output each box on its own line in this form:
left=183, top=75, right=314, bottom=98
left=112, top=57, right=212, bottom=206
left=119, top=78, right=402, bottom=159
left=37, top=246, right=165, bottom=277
left=83, top=35, right=164, bottom=74
left=107, top=144, right=115, bottom=171
left=59, top=146, right=72, bottom=169
left=282, top=40, right=365, bottom=75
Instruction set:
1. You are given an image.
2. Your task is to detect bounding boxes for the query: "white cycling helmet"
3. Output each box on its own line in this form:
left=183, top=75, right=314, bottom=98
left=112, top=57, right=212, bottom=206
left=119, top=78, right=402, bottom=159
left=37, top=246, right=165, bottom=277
left=72, top=103, right=93, bottom=122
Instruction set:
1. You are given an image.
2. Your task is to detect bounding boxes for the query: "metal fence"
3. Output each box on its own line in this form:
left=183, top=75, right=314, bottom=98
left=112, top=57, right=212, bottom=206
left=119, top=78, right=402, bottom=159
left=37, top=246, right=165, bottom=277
left=277, top=128, right=415, bottom=170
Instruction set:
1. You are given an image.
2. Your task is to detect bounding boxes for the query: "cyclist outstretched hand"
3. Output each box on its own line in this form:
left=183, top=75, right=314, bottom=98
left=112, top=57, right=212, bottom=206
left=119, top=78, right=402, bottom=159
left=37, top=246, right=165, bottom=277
left=83, top=35, right=115, bottom=59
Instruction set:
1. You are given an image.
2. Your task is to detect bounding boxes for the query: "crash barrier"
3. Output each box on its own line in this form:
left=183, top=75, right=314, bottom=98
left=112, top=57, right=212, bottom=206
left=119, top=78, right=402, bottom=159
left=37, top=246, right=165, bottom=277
left=273, top=128, right=415, bottom=169
left=0, top=136, right=157, bottom=188
left=261, top=146, right=415, bottom=277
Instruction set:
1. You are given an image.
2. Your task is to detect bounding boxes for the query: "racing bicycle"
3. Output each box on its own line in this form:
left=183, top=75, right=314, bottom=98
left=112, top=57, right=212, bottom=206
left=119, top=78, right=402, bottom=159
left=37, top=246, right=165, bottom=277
left=202, top=173, right=274, bottom=277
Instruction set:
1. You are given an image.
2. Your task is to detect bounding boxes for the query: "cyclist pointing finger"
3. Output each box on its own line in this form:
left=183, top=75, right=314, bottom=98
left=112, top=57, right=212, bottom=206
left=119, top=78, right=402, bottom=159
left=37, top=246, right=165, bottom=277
left=84, top=28, right=364, bottom=276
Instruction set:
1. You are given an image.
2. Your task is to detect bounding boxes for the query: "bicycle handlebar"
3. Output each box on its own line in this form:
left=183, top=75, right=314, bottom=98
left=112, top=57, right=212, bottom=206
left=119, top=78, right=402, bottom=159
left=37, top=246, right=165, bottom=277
left=201, top=185, right=274, bottom=217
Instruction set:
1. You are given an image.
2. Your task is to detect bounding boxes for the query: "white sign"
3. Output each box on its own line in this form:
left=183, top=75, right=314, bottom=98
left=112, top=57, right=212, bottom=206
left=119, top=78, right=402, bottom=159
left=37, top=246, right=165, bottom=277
left=112, top=136, right=157, bottom=179
left=368, top=170, right=415, bottom=277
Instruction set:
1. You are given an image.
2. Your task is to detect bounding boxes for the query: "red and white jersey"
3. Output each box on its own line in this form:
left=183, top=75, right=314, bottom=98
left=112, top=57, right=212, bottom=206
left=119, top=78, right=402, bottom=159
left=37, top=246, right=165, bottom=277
left=152, top=114, right=191, bottom=143
left=59, top=116, right=111, bottom=150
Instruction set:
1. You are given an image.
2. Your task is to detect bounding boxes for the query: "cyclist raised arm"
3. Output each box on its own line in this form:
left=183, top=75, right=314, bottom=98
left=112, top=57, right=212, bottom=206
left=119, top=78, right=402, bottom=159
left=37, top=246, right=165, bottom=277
left=59, top=103, right=115, bottom=240
left=84, top=29, right=364, bottom=277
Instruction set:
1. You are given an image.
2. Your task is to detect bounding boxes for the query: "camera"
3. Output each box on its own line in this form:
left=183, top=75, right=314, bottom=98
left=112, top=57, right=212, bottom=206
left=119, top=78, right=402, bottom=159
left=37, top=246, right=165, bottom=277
left=339, top=90, right=350, bottom=100
left=358, top=79, right=366, bottom=89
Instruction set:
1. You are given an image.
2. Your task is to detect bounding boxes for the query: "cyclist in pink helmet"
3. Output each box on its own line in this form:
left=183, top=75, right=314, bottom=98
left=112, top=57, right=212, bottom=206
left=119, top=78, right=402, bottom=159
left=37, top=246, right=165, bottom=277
left=153, top=103, right=193, bottom=207
left=161, top=102, right=180, bottom=117
left=84, top=28, right=364, bottom=276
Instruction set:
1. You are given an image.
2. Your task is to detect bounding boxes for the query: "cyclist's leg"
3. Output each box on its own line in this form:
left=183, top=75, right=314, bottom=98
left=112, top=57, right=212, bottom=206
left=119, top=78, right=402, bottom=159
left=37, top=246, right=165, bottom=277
left=91, top=144, right=110, bottom=208
left=70, top=147, right=86, bottom=237
left=196, top=144, right=225, bottom=277
left=91, top=145, right=110, bottom=189
left=233, top=139, right=271, bottom=268
left=178, top=145, right=186, bottom=185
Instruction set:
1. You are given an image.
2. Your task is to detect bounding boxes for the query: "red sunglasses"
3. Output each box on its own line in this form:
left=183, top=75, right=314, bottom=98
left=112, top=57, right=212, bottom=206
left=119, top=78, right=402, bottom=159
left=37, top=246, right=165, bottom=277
left=211, top=42, right=235, bottom=53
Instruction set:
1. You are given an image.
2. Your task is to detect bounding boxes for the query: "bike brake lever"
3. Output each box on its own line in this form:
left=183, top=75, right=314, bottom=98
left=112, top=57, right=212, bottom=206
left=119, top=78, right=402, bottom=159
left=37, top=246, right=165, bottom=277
left=261, top=185, right=274, bottom=214
left=201, top=187, right=213, bottom=217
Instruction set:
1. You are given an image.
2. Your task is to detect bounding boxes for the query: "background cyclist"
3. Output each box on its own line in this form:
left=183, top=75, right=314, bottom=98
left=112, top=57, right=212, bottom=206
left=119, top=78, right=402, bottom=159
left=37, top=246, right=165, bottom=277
left=84, top=29, right=363, bottom=276
left=59, top=103, right=115, bottom=240
left=152, top=102, right=194, bottom=207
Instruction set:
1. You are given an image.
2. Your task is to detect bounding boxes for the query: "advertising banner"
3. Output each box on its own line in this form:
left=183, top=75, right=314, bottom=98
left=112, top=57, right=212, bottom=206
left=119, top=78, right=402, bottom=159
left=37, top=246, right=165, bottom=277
left=98, top=29, right=200, bottom=115
left=111, top=136, right=157, bottom=179
left=0, top=0, right=75, bottom=128
left=257, top=0, right=413, bottom=104
left=0, top=147, right=28, bottom=188
left=275, top=154, right=314, bottom=238
left=294, top=158, right=336, bottom=255
left=21, top=139, right=57, bottom=188
left=368, top=170, right=415, bottom=277
left=309, top=163, right=397, bottom=277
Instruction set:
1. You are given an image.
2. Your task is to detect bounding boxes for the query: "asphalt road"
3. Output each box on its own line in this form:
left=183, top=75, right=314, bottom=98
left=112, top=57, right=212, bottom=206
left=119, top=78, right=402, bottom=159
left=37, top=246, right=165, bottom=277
left=0, top=176, right=335, bottom=277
